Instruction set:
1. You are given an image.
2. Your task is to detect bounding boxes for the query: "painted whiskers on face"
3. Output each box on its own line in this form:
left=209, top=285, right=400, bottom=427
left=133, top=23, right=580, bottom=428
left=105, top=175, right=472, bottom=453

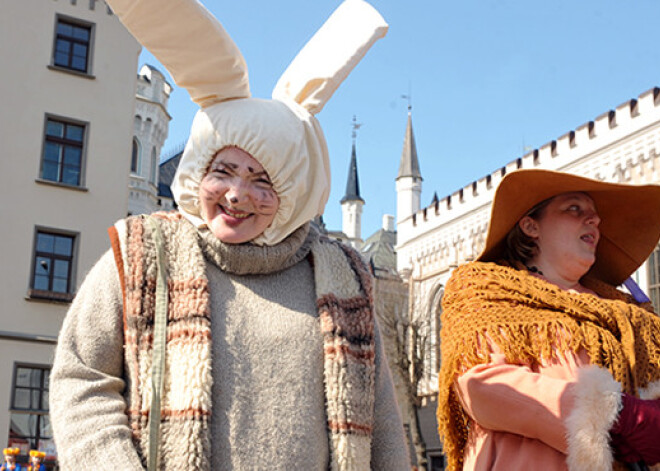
left=204, top=163, right=278, bottom=214
left=199, top=147, right=280, bottom=244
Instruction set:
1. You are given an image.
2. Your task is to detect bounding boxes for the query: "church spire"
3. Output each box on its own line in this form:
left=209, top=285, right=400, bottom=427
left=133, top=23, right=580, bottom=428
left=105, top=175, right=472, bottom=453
left=397, top=109, right=422, bottom=180
left=341, top=115, right=365, bottom=249
left=395, top=103, right=423, bottom=223
left=341, top=116, right=364, bottom=204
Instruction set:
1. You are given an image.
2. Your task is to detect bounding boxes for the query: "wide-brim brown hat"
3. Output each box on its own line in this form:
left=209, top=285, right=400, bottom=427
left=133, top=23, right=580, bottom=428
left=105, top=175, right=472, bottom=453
left=478, top=169, right=660, bottom=285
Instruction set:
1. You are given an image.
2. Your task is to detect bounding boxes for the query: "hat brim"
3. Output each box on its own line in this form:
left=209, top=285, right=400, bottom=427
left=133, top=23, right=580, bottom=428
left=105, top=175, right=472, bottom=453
left=478, top=169, right=660, bottom=285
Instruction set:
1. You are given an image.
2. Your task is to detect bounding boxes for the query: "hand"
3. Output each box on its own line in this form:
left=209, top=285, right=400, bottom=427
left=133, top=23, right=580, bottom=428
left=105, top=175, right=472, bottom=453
left=610, top=393, right=660, bottom=465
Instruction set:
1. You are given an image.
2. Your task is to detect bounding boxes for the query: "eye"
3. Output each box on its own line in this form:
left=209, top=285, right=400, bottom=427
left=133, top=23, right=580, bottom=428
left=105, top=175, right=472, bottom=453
left=254, top=178, right=273, bottom=188
left=567, top=204, right=580, bottom=212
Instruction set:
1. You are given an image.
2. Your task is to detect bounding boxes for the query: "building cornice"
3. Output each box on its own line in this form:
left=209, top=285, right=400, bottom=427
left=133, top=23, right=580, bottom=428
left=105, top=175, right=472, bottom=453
left=0, top=331, right=57, bottom=345
left=136, top=95, right=172, bottom=120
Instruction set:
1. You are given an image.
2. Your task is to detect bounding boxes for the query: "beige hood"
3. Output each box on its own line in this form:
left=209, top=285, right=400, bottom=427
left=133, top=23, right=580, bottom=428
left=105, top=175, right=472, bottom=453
left=106, top=0, right=388, bottom=245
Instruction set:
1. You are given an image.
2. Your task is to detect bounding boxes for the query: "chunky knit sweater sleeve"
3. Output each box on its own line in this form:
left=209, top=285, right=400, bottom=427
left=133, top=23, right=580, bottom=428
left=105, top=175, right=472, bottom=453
left=50, top=250, right=145, bottom=470
left=371, top=319, right=412, bottom=469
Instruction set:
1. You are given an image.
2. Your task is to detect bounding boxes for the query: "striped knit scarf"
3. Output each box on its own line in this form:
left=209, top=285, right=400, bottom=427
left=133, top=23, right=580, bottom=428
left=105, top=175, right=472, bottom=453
left=437, top=261, right=660, bottom=471
left=108, top=212, right=376, bottom=470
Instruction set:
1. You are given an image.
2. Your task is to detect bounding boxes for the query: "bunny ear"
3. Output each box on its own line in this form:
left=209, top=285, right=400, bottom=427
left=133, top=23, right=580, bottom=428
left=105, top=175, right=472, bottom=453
left=272, top=0, right=388, bottom=115
left=106, top=0, right=250, bottom=107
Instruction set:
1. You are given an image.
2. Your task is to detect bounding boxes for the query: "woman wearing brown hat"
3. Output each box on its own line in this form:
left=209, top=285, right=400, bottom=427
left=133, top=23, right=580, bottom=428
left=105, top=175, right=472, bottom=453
left=437, top=169, right=660, bottom=471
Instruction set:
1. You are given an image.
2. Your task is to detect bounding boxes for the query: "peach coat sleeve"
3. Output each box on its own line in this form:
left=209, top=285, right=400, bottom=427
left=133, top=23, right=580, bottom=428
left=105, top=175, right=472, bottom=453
left=456, top=353, right=577, bottom=453
left=454, top=350, right=624, bottom=471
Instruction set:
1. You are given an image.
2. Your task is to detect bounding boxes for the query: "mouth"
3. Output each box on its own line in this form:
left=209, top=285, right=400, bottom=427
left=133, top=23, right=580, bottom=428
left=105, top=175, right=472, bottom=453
left=219, top=205, right=252, bottom=220
left=580, top=232, right=598, bottom=246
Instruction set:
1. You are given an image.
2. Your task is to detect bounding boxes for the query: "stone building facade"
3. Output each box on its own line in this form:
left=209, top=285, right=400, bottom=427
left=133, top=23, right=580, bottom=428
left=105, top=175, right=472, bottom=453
left=128, top=64, right=173, bottom=215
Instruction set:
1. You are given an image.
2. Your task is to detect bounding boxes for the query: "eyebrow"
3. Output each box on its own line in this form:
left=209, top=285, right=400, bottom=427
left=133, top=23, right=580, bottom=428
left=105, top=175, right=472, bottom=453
left=213, top=160, right=270, bottom=179
left=561, top=194, right=594, bottom=206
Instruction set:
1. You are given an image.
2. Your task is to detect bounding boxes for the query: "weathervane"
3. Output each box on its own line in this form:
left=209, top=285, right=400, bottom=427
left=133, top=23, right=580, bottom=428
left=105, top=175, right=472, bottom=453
left=401, top=83, right=412, bottom=111
left=351, top=115, right=362, bottom=144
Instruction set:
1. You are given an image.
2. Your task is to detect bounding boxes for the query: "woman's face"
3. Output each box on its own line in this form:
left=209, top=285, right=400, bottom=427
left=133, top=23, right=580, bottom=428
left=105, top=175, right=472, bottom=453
left=520, top=192, right=600, bottom=280
left=199, top=147, right=279, bottom=244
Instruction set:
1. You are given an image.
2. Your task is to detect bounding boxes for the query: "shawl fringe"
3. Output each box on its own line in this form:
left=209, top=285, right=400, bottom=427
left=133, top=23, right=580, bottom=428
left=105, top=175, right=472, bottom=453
left=437, top=261, right=660, bottom=471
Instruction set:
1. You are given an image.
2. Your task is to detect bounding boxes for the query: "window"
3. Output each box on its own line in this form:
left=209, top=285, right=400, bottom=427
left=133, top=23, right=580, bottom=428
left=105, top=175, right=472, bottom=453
left=648, top=245, right=660, bottom=312
left=41, top=117, right=85, bottom=186
left=426, top=284, right=444, bottom=373
left=131, top=138, right=141, bottom=174
left=29, top=229, right=76, bottom=301
left=53, top=18, right=92, bottom=73
left=8, top=365, right=52, bottom=453
left=427, top=453, right=445, bottom=471
left=150, top=148, right=157, bottom=184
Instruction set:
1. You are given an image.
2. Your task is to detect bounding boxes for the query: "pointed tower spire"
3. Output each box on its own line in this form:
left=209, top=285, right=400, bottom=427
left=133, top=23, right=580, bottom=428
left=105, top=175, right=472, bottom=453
left=395, top=103, right=423, bottom=223
left=397, top=109, right=422, bottom=180
left=341, top=115, right=365, bottom=249
left=431, top=191, right=439, bottom=205
left=341, top=130, right=364, bottom=204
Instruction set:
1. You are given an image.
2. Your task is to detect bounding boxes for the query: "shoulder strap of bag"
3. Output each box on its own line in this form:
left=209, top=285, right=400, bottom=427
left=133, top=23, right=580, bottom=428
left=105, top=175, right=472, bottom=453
left=146, top=216, right=169, bottom=471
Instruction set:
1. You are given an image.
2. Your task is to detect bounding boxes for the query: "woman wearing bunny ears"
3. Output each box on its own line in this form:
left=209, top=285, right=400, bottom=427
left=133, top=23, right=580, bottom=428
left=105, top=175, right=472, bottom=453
left=49, top=0, right=410, bottom=470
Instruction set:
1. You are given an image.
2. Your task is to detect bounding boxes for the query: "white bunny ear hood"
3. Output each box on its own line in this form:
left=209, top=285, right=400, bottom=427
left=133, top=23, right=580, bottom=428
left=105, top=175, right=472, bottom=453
left=106, top=0, right=388, bottom=245
left=173, top=99, right=330, bottom=246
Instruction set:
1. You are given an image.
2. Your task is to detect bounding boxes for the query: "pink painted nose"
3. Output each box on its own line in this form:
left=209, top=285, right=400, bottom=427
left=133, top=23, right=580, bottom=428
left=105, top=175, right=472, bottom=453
left=225, top=181, right=249, bottom=204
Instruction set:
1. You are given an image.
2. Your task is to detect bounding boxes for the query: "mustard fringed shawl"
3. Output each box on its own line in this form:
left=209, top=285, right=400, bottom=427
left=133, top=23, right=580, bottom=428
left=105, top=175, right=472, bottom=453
left=437, top=261, right=660, bottom=471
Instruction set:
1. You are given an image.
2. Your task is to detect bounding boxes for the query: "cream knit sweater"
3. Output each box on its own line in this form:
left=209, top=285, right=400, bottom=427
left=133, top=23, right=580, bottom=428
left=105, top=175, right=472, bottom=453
left=50, top=226, right=409, bottom=470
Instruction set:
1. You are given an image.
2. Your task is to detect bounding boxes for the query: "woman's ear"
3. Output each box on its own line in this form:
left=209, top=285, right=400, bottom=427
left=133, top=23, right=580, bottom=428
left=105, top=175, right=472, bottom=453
left=519, top=216, right=539, bottom=238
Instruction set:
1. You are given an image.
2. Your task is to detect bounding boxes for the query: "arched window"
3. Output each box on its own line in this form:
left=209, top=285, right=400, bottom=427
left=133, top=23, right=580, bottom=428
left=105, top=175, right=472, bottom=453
left=426, top=283, right=444, bottom=373
left=150, top=148, right=157, bottom=184
left=131, top=138, right=141, bottom=174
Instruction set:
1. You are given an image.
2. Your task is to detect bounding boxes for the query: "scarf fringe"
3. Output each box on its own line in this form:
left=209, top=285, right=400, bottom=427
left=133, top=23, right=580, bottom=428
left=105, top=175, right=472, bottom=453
left=113, top=214, right=376, bottom=470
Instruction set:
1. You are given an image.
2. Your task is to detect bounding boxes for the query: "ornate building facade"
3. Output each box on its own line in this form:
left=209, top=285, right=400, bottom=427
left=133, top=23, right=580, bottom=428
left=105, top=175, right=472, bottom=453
left=128, top=64, right=173, bottom=215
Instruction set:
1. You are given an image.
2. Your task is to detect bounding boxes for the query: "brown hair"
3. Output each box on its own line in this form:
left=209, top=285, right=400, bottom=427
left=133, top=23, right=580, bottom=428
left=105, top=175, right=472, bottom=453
left=502, top=196, right=553, bottom=265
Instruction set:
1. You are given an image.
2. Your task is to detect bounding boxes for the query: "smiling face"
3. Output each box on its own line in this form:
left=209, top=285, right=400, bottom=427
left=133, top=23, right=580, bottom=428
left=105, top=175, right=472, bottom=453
left=198, top=146, right=279, bottom=244
left=519, top=192, right=601, bottom=286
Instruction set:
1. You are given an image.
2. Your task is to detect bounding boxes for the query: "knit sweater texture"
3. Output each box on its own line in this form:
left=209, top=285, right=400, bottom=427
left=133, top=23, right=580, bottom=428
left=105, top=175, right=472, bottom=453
left=50, top=218, right=409, bottom=470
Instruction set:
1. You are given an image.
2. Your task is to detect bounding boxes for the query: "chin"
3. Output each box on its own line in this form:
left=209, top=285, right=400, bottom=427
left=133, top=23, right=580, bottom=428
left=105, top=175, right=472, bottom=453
left=204, top=213, right=271, bottom=244
left=208, top=224, right=265, bottom=244
left=210, top=229, right=251, bottom=244
left=577, top=258, right=597, bottom=277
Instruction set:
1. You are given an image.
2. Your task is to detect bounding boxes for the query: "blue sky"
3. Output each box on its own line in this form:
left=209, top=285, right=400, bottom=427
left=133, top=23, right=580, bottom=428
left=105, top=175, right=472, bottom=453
left=140, top=0, right=660, bottom=239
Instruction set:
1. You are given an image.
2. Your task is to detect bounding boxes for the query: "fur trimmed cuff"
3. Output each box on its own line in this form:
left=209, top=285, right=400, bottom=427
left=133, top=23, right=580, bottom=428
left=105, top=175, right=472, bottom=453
left=639, top=379, right=660, bottom=400
left=565, top=365, right=622, bottom=471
